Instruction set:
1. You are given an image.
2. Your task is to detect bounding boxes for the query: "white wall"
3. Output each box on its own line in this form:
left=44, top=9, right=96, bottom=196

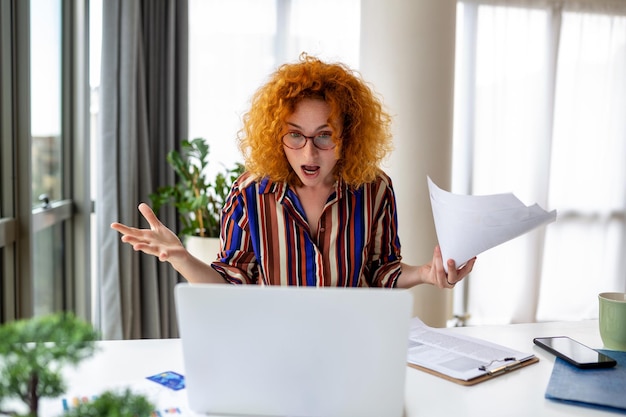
left=360, top=0, right=457, bottom=326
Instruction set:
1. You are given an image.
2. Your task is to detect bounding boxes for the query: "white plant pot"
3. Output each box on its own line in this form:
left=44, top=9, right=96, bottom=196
left=184, top=235, right=221, bottom=265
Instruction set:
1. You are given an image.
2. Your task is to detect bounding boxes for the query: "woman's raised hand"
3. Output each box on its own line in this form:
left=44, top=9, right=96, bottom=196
left=111, top=203, right=187, bottom=263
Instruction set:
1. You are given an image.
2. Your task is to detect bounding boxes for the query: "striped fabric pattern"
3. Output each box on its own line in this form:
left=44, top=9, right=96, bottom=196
left=211, top=171, right=402, bottom=287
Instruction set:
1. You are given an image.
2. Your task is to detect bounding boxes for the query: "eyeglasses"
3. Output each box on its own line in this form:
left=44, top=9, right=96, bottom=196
left=282, top=131, right=336, bottom=150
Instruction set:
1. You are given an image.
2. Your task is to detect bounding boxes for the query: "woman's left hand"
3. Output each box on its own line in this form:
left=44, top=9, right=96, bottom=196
left=397, top=245, right=476, bottom=289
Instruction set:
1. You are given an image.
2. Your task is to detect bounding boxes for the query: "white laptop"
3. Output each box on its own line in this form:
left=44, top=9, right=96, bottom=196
left=175, top=283, right=413, bottom=417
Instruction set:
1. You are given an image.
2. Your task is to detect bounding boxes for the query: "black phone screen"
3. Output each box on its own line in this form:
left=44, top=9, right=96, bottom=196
left=533, top=336, right=617, bottom=369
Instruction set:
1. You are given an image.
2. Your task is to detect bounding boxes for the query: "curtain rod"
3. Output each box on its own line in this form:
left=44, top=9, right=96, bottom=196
left=459, top=0, right=626, bottom=15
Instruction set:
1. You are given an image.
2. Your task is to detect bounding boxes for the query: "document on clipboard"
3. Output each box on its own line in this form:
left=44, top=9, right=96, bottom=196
left=407, top=317, right=538, bottom=385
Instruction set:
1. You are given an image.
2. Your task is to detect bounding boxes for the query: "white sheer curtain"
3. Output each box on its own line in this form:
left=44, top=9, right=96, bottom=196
left=453, top=0, right=626, bottom=325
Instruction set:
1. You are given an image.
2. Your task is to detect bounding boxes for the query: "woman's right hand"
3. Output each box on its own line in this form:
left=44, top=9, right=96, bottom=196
left=111, top=202, right=187, bottom=263
left=111, top=203, right=227, bottom=284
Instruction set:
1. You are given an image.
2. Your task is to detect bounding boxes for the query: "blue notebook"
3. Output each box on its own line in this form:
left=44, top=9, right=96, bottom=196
left=545, top=349, right=626, bottom=413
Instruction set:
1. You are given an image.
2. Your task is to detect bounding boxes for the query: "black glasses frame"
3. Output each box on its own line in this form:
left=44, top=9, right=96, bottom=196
left=281, top=132, right=337, bottom=150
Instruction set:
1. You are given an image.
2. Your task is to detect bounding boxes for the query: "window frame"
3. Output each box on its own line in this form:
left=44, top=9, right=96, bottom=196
left=0, top=0, right=91, bottom=323
left=1, top=0, right=32, bottom=322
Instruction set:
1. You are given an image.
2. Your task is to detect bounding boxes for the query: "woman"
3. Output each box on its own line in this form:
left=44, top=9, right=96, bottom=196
left=111, top=55, right=475, bottom=288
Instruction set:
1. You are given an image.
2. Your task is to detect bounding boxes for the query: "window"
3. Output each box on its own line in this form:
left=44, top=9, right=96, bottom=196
left=0, top=0, right=90, bottom=322
left=453, top=1, right=626, bottom=325
left=0, top=0, right=19, bottom=321
left=188, top=0, right=360, bottom=178
left=89, top=0, right=102, bottom=321
left=30, top=0, right=66, bottom=316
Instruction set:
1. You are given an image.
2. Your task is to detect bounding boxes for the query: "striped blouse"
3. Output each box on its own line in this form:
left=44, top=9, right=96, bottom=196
left=211, top=171, right=402, bottom=287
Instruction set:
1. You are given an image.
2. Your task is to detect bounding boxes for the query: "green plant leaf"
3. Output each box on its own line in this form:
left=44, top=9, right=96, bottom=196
left=149, top=137, right=244, bottom=238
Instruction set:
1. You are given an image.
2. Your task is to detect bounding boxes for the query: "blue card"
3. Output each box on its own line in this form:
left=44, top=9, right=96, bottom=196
left=146, top=371, right=186, bottom=391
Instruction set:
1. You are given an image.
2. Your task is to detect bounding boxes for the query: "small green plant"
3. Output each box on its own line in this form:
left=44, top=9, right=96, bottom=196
left=150, top=137, right=244, bottom=238
left=61, top=388, right=154, bottom=417
left=0, top=312, right=99, bottom=417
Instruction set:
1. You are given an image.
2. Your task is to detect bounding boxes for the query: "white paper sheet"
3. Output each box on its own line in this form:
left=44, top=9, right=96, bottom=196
left=427, top=177, right=557, bottom=272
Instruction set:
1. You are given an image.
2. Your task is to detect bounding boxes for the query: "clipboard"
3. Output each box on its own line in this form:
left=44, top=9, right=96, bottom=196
left=408, top=356, right=540, bottom=386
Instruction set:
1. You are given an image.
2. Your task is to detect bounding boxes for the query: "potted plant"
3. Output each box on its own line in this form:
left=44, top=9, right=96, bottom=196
left=150, top=137, right=244, bottom=263
left=0, top=312, right=100, bottom=417
left=0, top=313, right=155, bottom=417
left=61, top=389, right=154, bottom=417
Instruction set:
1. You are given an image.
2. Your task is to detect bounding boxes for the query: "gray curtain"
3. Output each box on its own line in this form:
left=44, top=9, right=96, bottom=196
left=97, top=0, right=188, bottom=339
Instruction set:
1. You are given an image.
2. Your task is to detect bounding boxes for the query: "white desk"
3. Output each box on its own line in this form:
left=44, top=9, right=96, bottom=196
left=40, top=319, right=615, bottom=417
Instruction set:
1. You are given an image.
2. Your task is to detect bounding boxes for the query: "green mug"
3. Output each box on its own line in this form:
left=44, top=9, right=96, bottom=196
left=599, top=292, right=626, bottom=351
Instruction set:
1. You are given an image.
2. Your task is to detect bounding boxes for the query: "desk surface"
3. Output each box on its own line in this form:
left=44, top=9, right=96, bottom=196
left=40, top=319, right=616, bottom=417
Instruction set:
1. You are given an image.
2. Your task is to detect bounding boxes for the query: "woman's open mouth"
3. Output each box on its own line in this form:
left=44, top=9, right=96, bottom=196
left=301, top=165, right=320, bottom=176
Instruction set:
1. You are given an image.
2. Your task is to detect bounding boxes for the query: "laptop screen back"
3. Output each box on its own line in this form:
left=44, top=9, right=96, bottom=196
left=175, top=283, right=412, bottom=417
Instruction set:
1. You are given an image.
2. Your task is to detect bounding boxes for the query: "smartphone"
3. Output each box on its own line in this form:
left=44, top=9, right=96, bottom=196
left=533, top=336, right=617, bottom=369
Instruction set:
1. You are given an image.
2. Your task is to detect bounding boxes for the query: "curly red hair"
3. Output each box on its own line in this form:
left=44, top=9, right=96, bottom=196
left=238, top=54, right=393, bottom=188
